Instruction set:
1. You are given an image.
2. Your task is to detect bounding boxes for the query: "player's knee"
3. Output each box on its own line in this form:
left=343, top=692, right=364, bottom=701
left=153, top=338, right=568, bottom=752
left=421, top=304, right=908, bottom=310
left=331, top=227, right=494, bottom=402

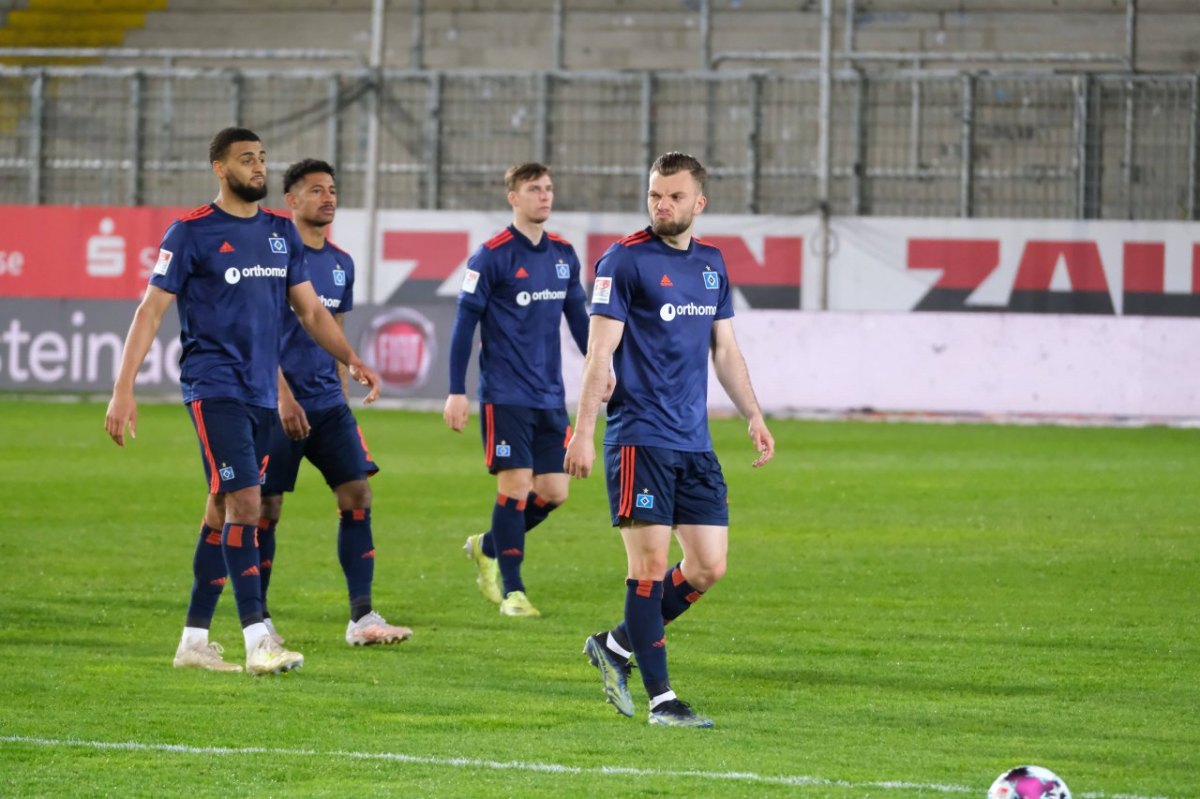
left=224, top=487, right=261, bottom=524
left=537, top=486, right=568, bottom=506
left=335, top=480, right=371, bottom=511
left=689, top=559, right=727, bottom=591
left=259, top=494, right=283, bottom=521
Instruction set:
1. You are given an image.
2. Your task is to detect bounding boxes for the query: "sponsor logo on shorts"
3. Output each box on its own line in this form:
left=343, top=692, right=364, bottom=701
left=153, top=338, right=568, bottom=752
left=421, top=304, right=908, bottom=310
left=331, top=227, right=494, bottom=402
left=636, top=492, right=655, bottom=509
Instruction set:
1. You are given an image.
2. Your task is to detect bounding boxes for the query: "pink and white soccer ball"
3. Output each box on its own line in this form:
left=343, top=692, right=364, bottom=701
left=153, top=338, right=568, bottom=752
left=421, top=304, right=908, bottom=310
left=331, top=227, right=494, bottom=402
left=987, top=766, right=1072, bottom=799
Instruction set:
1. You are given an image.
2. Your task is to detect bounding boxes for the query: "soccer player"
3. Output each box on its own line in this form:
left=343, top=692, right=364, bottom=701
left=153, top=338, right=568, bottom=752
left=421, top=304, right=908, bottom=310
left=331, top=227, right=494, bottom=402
left=564, top=152, right=776, bottom=727
left=443, top=162, right=604, bottom=618
left=104, top=128, right=382, bottom=676
left=258, top=158, right=411, bottom=648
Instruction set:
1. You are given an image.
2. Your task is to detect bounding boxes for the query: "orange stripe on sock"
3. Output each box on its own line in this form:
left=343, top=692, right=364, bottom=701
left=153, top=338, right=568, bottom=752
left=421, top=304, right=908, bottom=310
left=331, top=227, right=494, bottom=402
left=685, top=591, right=702, bottom=603
left=205, top=531, right=222, bottom=546
left=352, top=508, right=367, bottom=521
left=227, top=525, right=244, bottom=548
left=258, top=517, right=271, bottom=530
left=533, top=495, right=550, bottom=508
left=636, top=579, right=655, bottom=598
left=671, top=567, right=686, bottom=587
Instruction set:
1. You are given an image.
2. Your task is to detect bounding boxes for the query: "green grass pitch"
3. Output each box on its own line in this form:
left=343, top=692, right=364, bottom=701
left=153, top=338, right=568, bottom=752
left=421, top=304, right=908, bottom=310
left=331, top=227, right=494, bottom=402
left=0, top=399, right=1197, bottom=798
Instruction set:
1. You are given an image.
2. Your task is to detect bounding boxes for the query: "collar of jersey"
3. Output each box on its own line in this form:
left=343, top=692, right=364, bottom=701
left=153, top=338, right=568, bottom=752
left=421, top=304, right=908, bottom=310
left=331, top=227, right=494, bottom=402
left=208, top=203, right=266, bottom=224
left=507, top=224, right=549, bottom=252
left=642, top=226, right=695, bottom=257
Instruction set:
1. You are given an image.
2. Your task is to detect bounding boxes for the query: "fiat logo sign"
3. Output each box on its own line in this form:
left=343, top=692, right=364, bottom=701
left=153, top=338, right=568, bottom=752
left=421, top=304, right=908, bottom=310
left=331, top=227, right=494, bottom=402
left=361, top=308, right=436, bottom=394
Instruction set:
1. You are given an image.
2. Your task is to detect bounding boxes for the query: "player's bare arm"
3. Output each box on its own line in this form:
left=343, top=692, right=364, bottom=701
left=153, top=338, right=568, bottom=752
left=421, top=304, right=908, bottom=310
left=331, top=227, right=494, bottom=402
left=711, top=318, right=775, bottom=467
left=277, top=369, right=311, bottom=440
left=564, top=315, right=625, bottom=478
left=105, top=285, right=175, bottom=447
left=335, top=313, right=351, bottom=401
left=288, top=280, right=381, bottom=403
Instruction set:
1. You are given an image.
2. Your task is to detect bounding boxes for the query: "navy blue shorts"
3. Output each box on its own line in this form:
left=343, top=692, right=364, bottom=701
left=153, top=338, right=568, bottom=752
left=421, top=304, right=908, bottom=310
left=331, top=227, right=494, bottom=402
left=603, top=444, right=729, bottom=527
left=480, top=403, right=572, bottom=476
left=262, top=403, right=379, bottom=495
left=186, top=398, right=276, bottom=495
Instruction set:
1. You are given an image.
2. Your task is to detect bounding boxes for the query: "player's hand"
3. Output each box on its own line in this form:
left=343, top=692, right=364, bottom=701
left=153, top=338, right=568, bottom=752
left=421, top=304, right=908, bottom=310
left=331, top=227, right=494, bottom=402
left=748, top=416, right=775, bottom=468
left=602, top=372, right=616, bottom=403
left=348, top=362, right=381, bottom=404
left=443, top=394, right=469, bottom=432
left=278, top=395, right=310, bottom=440
left=564, top=431, right=595, bottom=478
left=105, top=391, right=137, bottom=448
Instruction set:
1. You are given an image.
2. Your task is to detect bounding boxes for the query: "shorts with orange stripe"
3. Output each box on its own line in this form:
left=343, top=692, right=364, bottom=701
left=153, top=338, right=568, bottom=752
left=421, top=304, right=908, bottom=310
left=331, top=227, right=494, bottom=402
left=186, top=398, right=276, bottom=495
left=262, top=403, right=379, bottom=495
left=603, top=444, right=729, bottom=527
left=479, top=403, right=572, bottom=475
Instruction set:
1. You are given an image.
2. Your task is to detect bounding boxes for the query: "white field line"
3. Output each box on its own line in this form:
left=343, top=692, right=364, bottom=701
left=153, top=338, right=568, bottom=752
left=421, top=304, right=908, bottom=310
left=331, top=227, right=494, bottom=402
left=0, top=735, right=1173, bottom=799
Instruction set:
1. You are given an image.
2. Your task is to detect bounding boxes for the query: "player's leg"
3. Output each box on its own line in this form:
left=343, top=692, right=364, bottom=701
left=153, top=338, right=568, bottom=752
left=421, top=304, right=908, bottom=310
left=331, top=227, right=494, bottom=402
left=306, top=405, right=410, bottom=645
left=524, top=407, right=573, bottom=531
left=173, top=492, right=241, bottom=672
left=257, top=493, right=284, bottom=645
left=468, top=404, right=538, bottom=613
left=660, top=451, right=731, bottom=627
left=257, top=423, right=306, bottom=646
left=494, top=467, right=539, bottom=617
left=192, top=399, right=301, bottom=675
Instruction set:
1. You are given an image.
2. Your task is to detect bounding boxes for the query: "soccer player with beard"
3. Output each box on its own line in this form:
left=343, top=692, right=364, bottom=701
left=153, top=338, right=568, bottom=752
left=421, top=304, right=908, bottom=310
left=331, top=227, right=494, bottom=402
left=257, top=159, right=412, bottom=648
left=565, top=152, right=776, bottom=727
left=105, top=128, right=382, bottom=676
left=443, top=162, right=607, bottom=618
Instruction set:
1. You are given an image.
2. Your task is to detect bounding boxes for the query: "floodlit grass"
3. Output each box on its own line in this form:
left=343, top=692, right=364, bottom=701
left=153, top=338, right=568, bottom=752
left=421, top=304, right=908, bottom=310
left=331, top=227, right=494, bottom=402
left=0, top=400, right=1197, bottom=798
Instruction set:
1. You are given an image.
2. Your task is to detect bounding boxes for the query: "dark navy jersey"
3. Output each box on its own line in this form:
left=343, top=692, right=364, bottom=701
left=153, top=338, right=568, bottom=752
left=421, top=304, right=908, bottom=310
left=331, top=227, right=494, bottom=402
left=279, top=241, right=355, bottom=412
left=456, top=225, right=587, bottom=409
left=150, top=203, right=309, bottom=408
left=590, top=227, right=734, bottom=451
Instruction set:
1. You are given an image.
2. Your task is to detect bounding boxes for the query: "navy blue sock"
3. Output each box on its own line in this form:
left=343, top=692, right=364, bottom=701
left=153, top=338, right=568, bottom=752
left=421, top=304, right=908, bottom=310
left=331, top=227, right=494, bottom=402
left=257, top=517, right=277, bottom=618
left=662, top=562, right=703, bottom=625
left=523, top=492, right=558, bottom=532
left=625, top=578, right=669, bottom=699
left=491, top=493, right=527, bottom=596
left=185, top=523, right=226, bottom=629
left=220, top=523, right=263, bottom=628
left=480, top=531, right=496, bottom=558
left=612, top=562, right=704, bottom=648
left=338, top=508, right=375, bottom=622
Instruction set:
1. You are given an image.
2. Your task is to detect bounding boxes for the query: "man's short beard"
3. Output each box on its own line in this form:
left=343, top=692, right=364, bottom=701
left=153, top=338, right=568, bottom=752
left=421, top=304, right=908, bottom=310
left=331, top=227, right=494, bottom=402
left=228, top=175, right=268, bottom=203
left=651, top=215, right=692, bottom=238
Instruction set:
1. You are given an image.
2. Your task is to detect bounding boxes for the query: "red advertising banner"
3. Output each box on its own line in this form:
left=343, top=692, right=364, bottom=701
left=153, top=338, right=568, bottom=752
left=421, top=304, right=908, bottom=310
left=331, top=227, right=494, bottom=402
left=0, top=205, right=193, bottom=299
left=0, top=205, right=294, bottom=301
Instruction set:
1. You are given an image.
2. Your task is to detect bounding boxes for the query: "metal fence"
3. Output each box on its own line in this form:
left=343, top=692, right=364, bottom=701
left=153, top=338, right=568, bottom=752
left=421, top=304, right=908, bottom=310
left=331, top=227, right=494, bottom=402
left=1, top=65, right=1196, bottom=220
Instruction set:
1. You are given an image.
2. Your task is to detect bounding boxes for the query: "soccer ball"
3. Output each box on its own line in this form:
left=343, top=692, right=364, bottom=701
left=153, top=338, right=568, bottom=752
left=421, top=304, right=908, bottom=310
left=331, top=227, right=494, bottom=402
left=987, top=766, right=1072, bottom=799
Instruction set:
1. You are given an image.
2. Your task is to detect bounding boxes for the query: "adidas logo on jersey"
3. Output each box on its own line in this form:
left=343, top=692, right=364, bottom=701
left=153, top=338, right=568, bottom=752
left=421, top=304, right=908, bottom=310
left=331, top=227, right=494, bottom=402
left=515, top=267, right=529, bottom=278
left=219, top=241, right=236, bottom=253
left=660, top=274, right=673, bottom=287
